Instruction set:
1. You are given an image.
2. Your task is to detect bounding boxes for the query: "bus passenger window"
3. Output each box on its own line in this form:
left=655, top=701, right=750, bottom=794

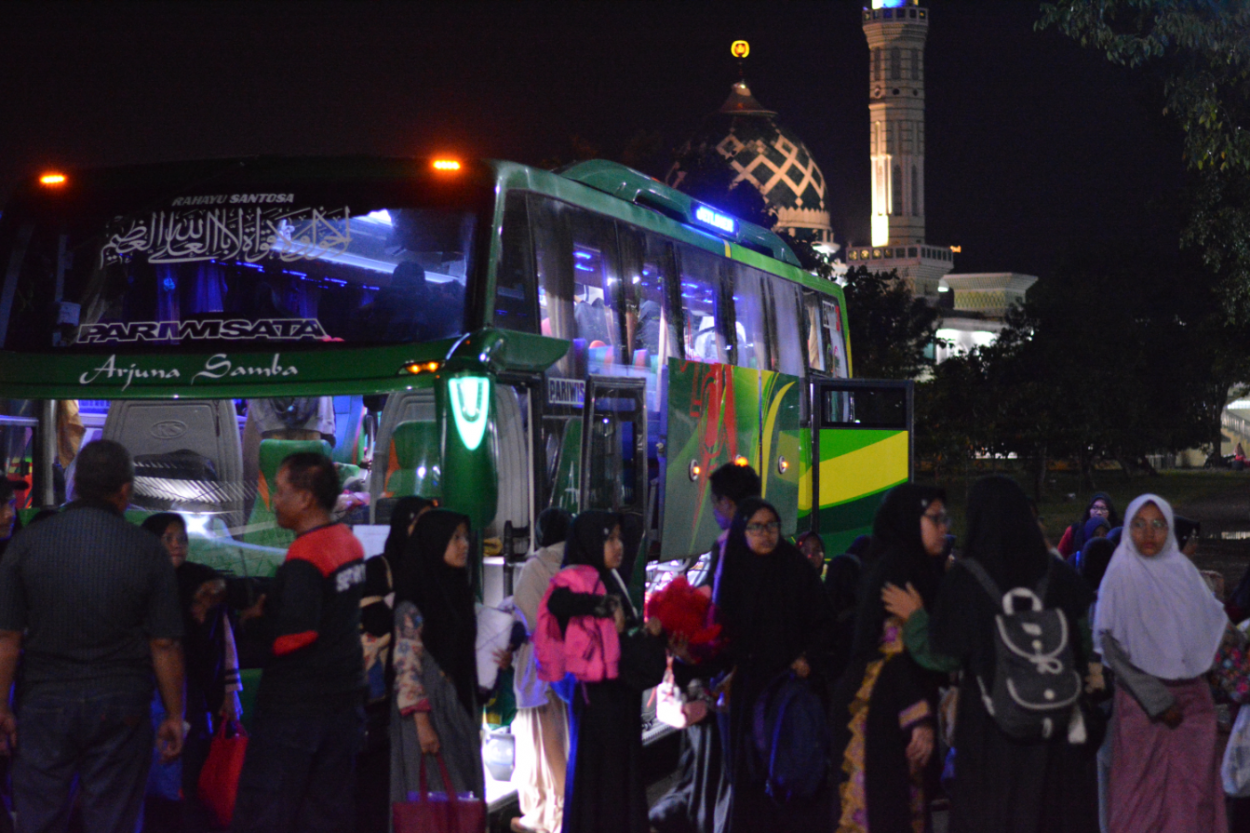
left=822, top=299, right=849, bottom=378
left=731, top=265, right=769, bottom=370
left=616, top=229, right=680, bottom=419
left=770, top=279, right=805, bottom=377
left=494, top=192, right=537, bottom=334
left=617, top=229, right=678, bottom=369
left=529, top=196, right=576, bottom=375
left=677, top=246, right=727, bottom=365
left=566, top=209, right=624, bottom=372
left=803, top=291, right=826, bottom=373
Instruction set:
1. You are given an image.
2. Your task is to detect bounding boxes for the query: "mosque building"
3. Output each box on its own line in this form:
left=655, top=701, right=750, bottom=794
left=666, top=0, right=1034, bottom=359
left=666, top=79, right=840, bottom=254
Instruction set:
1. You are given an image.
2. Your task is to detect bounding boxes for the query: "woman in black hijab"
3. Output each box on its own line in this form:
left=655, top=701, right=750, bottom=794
left=713, top=497, right=830, bottom=832
left=357, top=496, right=433, bottom=832
left=362, top=496, right=434, bottom=642
left=831, top=483, right=947, bottom=833
left=928, top=475, right=1096, bottom=833
left=546, top=510, right=666, bottom=833
left=389, top=509, right=485, bottom=808
left=1057, top=491, right=1118, bottom=560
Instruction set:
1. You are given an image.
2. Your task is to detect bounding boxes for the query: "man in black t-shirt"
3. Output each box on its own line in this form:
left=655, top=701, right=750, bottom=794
left=0, top=440, right=185, bottom=833
left=232, top=452, right=365, bottom=833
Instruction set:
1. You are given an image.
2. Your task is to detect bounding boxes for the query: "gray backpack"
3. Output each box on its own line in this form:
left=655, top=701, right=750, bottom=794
left=960, top=559, right=1083, bottom=741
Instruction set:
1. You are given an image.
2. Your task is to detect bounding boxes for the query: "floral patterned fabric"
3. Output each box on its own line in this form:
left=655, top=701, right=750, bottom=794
left=837, top=617, right=929, bottom=833
left=1211, top=624, right=1250, bottom=704
left=393, top=600, right=431, bottom=714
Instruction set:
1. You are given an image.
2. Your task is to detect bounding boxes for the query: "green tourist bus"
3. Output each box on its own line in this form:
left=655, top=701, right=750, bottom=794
left=0, top=154, right=912, bottom=801
left=0, top=155, right=912, bottom=588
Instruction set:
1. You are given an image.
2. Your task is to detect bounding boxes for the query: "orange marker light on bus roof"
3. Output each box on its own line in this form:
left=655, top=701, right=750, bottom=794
left=402, top=360, right=442, bottom=376
left=432, top=159, right=461, bottom=172
left=39, top=173, right=67, bottom=187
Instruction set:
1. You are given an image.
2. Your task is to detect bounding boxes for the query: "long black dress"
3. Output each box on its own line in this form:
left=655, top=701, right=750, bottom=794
left=649, top=534, right=732, bottom=833
left=715, top=498, right=831, bottom=833
left=831, top=483, right=946, bottom=833
left=547, top=511, right=667, bottom=833
left=929, top=476, right=1098, bottom=833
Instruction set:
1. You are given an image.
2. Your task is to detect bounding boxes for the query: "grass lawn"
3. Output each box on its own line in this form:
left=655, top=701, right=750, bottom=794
left=914, top=468, right=1250, bottom=545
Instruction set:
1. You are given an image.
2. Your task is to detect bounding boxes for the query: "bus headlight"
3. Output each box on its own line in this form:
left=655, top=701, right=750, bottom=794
left=449, top=376, right=489, bottom=452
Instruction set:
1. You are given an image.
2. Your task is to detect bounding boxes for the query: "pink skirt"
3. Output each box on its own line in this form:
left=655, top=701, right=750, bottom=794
left=1108, top=679, right=1226, bottom=833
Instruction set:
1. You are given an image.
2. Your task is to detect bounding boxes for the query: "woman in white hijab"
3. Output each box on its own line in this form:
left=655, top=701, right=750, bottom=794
left=1094, top=493, right=1230, bottom=833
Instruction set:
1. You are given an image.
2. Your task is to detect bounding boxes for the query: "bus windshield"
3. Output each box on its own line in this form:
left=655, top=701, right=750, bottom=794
left=1, top=175, right=485, bottom=353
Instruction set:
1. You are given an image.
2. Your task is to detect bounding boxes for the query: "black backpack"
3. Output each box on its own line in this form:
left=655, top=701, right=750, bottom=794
left=959, top=559, right=1084, bottom=741
left=751, top=672, right=829, bottom=803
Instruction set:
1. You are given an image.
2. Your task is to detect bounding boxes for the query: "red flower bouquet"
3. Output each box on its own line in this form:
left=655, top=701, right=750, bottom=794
left=645, top=576, right=723, bottom=661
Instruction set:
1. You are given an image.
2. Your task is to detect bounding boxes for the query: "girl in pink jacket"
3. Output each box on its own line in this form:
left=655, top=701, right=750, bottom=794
left=536, top=511, right=666, bottom=833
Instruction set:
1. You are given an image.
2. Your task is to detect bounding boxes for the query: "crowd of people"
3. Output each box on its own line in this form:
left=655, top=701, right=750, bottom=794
left=0, top=440, right=1242, bottom=833
left=643, top=466, right=1246, bottom=833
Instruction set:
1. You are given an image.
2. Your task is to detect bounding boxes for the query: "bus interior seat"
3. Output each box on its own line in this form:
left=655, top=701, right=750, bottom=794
left=370, top=390, right=436, bottom=522
left=382, top=420, right=440, bottom=499
left=331, top=395, right=366, bottom=466
left=102, top=400, right=245, bottom=530
left=244, top=438, right=331, bottom=548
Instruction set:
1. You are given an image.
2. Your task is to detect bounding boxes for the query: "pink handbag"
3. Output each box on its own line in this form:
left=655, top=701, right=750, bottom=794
left=392, top=752, right=485, bottom=833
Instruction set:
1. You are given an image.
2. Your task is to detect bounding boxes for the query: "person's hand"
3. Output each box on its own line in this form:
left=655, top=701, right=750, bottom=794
left=239, top=593, right=267, bottom=623
left=882, top=582, right=924, bottom=622
left=682, top=700, right=709, bottom=725
left=790, top=656, right=811, bottom=679
left=669, top=634, right=694, bottom=664
left=494, top=647, right=513, bottom=669
left=415, top=713, right=440, bottom=755
left=613, top=605, right=627, bottom=634
left=906, top=723, right=934, bottom=773
left=0, top=705, right=16, bottom=756
left=645, top=616, right=664, bottom=637
left=156, top=715, right=184, bottom=764
left=190, top=579, right=227, bottom=624
left=1084, top=662, right=1106, bottom=694
left=1159, top=705, right=1184, bottom=728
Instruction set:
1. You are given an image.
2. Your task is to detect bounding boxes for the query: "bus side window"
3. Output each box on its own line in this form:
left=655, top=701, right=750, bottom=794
left=529, top=196, right=575, bottom=373
left=566, top=208, right=625, bottom=371
left=730, top=264, right=769, bottom=371
left=616, top=229, right=678, bottom=369
left=676, top=245, right=727, bottom=365
left=803, top=291, right=826, bottom=373
left=494, top=191, right=537, bottom=334
left=617, top=228, right=681, bottom=420
left=822, top=298, right=849, bottom=378
left=769, top=278, right=805, bottom=377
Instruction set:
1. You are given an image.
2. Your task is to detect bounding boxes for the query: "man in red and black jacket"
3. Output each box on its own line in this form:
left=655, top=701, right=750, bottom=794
left=232, top=452, right=366, bottom=833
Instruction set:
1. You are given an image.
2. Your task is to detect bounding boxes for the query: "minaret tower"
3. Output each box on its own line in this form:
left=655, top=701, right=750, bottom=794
left=864, top=0, right=927, bottom=247
left=849, top=0, right=952, bottom=299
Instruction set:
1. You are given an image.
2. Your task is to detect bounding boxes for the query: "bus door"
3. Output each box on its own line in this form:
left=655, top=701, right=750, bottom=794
left=492, top=377, right=539, bottom=600
left=581, top=375, right=647, bottom=590
left=808, top=379, right=913, bottom=555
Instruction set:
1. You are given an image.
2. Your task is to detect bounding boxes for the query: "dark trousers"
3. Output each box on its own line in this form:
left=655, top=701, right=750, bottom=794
left=12, top=687, right=153, bottom=833
left=231, top=704, right=364, bottom=833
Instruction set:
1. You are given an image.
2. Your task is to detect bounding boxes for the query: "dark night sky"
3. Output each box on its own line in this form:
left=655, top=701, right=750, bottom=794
left=2, top=1, right=1184, bottom=279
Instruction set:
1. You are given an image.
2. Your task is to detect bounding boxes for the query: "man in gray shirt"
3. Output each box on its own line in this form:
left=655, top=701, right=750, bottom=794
left=0, top=440, right=185, bottom=833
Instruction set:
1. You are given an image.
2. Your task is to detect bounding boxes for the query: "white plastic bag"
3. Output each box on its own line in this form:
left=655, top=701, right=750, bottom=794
left=1222, top=705, right=1250, bottom=797
left=655, top=662, right=689, bottom=729
left=476, top=602, right=514, bottom=691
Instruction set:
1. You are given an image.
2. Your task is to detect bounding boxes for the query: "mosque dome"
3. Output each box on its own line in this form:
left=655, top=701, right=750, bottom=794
left=667, top=81, right=837, bottom=249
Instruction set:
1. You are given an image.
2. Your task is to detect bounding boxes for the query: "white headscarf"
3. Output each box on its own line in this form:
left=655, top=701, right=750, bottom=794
left=1093, top=494, right=1227, bottom=679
